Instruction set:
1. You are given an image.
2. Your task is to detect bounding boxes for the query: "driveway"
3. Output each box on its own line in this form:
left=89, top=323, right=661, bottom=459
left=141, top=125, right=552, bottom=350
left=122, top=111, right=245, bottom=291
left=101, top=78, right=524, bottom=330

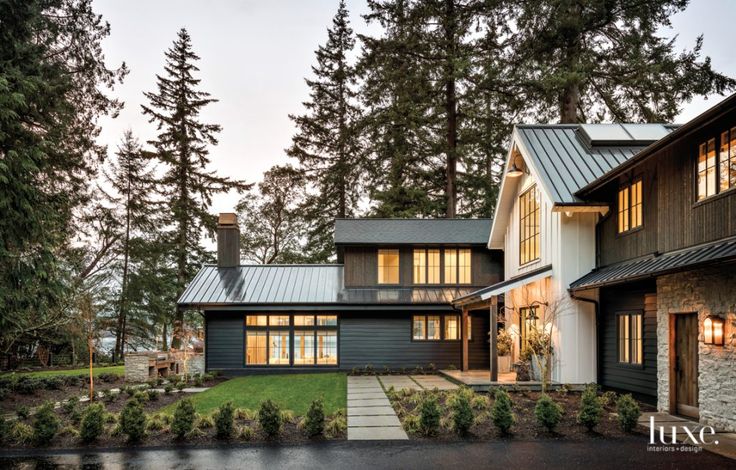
left=2, top=438, right=733, bottom=470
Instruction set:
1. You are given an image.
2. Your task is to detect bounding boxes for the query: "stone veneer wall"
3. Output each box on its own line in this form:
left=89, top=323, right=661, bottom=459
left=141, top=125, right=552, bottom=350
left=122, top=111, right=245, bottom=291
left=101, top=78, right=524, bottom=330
left=656, top=266, right=736, bottom=431
left=124, top=353, right=151, bottom=383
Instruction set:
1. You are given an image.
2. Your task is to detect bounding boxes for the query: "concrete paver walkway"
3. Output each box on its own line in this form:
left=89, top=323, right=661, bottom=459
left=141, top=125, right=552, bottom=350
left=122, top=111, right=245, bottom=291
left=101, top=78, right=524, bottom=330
left=410, top=375, right=459, bottom=390
left=378, top=375, right=421, bottom=391
left=347, top=376, right=407, bottom=440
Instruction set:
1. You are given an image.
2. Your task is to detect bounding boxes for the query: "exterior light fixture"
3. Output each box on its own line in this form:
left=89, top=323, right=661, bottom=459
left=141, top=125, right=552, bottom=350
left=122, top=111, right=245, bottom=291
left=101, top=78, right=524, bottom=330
left=703, top=315, right=724, bottom=346
left=507, top=162, right=524, bottom=178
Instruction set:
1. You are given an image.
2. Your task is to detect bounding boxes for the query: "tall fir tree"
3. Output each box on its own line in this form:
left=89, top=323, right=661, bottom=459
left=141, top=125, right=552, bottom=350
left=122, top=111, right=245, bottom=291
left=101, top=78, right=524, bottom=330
left=142, top=28, right=247, bottom=348
left=287, top=0, right=363, bottom=262
left=0, top=0, right=126, bottom=354
left=506, top=0, right=736, bottom=123
left=102, top=130, right=158, bottom=358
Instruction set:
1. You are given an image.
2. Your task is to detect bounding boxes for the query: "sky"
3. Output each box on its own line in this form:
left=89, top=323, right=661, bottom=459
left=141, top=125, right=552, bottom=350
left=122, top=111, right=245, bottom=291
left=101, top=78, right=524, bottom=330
left=94, top=0, right=736, bottom=217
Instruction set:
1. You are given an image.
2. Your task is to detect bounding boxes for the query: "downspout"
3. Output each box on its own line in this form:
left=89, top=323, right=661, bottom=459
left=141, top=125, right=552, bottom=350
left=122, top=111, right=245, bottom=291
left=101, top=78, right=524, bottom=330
left=568, top=292, right=601, bottom=385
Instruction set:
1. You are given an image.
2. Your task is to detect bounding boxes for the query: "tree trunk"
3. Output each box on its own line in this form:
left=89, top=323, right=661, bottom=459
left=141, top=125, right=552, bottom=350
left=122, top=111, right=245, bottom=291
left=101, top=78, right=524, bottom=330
left=114, top=176, right=132, bottom=359
left=444, top=0, right=457, bottom=218
left=559, top=3, right=582, bottom=124
left=172, top=144, right=189, bottom=350
left=560, top=82, right=580, bottom=124
left=162, top=321, right=168, bottom=351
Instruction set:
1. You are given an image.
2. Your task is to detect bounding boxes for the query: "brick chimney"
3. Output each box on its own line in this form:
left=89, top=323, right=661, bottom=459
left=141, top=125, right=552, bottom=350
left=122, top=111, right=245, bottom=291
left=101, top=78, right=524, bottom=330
left=217, top=213, right=240, bottom=268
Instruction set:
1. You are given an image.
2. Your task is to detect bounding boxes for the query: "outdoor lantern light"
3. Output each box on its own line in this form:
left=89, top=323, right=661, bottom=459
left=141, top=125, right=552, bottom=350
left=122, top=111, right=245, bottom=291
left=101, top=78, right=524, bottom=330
left=507, top=162, right=524, bottom=177
left=703, top=315, right=724, bottom=346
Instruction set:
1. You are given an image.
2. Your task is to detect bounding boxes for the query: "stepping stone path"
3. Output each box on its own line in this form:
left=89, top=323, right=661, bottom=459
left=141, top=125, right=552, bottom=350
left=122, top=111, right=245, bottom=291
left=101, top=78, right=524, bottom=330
left=410, top=375, right=459, bottom=391
left=378, top=375, right=422, bottom=391
left=347, top=376, right=407, bottom=440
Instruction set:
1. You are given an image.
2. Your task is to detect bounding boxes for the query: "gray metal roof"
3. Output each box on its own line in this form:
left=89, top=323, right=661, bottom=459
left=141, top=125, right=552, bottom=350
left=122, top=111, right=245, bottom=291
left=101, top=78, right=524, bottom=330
left=177, top=264, right=475, bottom=307
left=516, top=124, right=676, bottom=203
left=334, top=218, right=492, bottom=245
left=569, top=236, right=736, bottom=291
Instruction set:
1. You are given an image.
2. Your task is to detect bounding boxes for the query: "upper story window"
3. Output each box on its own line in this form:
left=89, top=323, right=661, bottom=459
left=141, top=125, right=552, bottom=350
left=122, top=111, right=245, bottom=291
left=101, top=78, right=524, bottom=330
left=413, top=248, right=440, bottom=284
left=519, top=185, right=540, bottom=265
left=617, top=180, right=642, bottom=233
left=377, top=249, right=399, bottom=284
left=444, top=248, right=471, bottom=284
left=698, top=127, right=736, bottom=201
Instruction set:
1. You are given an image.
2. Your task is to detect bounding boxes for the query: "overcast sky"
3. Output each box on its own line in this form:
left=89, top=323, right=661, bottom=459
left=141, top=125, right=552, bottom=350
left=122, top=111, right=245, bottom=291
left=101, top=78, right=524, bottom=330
left=94, top=0, right=736, bottom=216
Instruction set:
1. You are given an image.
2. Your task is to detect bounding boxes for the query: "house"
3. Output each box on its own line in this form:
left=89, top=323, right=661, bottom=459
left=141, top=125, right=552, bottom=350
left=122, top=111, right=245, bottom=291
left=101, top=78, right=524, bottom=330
left=570, top=94, right=736, bottom=431
left=177, top=217, right=503, bottom=374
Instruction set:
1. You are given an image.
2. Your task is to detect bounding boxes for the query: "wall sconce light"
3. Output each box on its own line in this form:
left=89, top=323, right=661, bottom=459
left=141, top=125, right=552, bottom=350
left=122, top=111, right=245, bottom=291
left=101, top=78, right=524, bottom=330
left=703, top=315, right=724, bottom=346
left=507, top=162, right=524, bottom=178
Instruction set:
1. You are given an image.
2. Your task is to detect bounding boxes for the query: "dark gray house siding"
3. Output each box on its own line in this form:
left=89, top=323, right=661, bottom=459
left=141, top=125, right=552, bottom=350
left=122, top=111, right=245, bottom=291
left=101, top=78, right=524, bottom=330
left=205, top=311, right=244, bottom=370
left=599, top=283, right=657, bottom=401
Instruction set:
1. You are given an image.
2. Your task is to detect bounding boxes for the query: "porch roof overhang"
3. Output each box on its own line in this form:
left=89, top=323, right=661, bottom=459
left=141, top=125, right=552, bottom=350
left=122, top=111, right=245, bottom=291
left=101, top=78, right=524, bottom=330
left=452, top=264, right=553, bottom=307
left=569, top=236, right=736, bottom=292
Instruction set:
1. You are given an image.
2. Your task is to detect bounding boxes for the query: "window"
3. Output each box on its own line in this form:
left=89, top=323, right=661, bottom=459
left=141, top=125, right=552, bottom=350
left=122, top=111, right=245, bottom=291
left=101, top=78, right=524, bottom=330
left=466, top=318, right=472, bottom=341
left=519, top=186, right=540, bottom=265
left=519, top=307, right=538, bottom=349
left=244, top=314, right=338, bottom=367
left=444, top=248, right=472, bottom=284
left=413, top=249, right=440, bottom=284
left=617, top=180, right=642, bottom=233
left=378, top=249, right=399, bottom=284
left=617, top=313, right=643, bottom=365
left=444, top=315, right=460, bottom=340
left=698, top=129, right=736, bottom=201
left=412, top=315, right=441, bottom=340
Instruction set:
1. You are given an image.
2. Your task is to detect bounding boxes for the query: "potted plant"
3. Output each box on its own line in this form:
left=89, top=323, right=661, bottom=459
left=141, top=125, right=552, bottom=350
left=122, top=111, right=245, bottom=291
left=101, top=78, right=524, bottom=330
left=527, top=329, right=553, bottom=383
left=496, top=329, right=513, bottom=374
left=514, top=347, right=532, bottom=381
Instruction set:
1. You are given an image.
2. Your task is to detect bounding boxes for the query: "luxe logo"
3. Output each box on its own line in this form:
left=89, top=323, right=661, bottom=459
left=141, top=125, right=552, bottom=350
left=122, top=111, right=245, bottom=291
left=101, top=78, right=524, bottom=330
left=649, top=416, right=719, bottom=445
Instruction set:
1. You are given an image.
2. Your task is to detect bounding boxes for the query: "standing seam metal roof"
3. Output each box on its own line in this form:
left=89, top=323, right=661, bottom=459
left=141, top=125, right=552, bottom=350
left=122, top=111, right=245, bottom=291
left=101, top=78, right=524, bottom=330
left=334, top=218, right=492, bottom=245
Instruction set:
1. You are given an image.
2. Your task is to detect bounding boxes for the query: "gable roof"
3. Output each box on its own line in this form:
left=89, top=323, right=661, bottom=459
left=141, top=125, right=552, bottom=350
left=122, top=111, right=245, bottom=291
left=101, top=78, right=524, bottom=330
left=334, top=218, right=492, bottom=245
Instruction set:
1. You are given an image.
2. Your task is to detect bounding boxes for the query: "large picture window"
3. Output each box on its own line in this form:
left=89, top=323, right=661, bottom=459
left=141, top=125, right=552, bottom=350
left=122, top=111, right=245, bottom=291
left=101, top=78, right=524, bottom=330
left=617, top=313, right=643, bottom=365
left=413, top=248, right=440, bottom=284
left=617, top=180, right=642, bottom=233
left=698, top=128, right=736, bottom=201
left=519, top=186, right=540, bottom=265
left=378, top=249, right=400, bottom=284
left=444, top=248, right=471, bottom=284
left=244, top=314, right=338, bottom=367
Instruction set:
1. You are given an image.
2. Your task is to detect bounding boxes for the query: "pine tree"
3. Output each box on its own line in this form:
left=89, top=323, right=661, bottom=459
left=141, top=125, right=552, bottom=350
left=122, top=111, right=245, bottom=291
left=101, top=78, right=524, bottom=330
left=507, top=0, right=735, bottom=123
left=142, top=28, right=247, bottom=348
left=287, top=0, right=363, bottom=262
left=102, top=130, right=158, bottom=359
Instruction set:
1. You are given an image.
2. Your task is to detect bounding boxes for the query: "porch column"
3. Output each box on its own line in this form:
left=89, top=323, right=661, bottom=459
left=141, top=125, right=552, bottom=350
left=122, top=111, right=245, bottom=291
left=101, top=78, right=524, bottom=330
left=462, top=307, right=469, bottom=371
left=490, top=296, right=498, bottom=382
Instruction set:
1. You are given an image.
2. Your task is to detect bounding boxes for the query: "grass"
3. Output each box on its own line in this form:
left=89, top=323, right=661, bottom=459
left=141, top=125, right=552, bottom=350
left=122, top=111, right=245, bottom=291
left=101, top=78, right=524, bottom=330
left=165, top=373, right=347, bottom=416
left=0, top=365, right=124, bottom=378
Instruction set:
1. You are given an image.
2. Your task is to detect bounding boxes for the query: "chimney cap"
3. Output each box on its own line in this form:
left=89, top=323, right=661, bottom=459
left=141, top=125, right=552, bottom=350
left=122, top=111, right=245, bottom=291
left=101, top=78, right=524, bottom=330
left=218, top=213, right=238, bottom=226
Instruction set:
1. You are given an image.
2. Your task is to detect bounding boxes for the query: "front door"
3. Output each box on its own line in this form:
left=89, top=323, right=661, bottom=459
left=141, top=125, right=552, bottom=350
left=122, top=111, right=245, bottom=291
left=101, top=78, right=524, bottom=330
left=674, top=313, right=699, bottom=418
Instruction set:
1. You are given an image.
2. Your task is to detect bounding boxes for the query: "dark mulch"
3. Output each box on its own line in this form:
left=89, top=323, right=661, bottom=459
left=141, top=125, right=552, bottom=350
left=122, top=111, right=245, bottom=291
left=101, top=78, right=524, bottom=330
left=389, top=388, right=655, bottom=441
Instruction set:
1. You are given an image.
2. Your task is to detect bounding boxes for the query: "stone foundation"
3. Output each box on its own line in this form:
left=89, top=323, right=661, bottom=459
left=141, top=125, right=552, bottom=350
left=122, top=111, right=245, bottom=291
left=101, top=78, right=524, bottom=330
left=656, top=266, right=736, bottom=431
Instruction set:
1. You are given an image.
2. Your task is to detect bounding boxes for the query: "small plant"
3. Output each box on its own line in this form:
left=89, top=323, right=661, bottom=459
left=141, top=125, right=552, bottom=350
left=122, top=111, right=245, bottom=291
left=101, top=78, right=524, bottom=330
left=32, top=402, right=60, bottom=445
left=258, top=399, right=282, bottom=438
left=120, top=398, right=146, bottom=442
left=80, top=402, right=106, bottom=443
left=616, top=394, right=641, bottom=432
left=451, top=391, right=473, bottom=435
left=280, top=409, right=296, bottom=424
left=599, top=390, right=617, bottom=408
left=325, top=414, right=347, bottom=438
left=363, top=364, right=375, bottom=375
left=17, top=405, right=30, bottom=420
left=490, top=388, right=514, bottom=435
left=193, top=375, right=204, bottom=387
left=132, top=391, right=148, bottom=403
left=239, top=425, right=255, bottom=440
left=236, top=408, right=256, bottom=421
left=402, top=413, right=421, bottom=434
left=556, top=383, right=572, bottom=396
left=146, top=389, right=159, bottom=401
left=427, top=363, right=436, bottom=373
left=102, top=388, right=116, bottom=403
left=196, top=414, right=214, bottom=430
left=304, top=399, right=325, bottom=437
left=534, top=394, right=562, bottom=432
left=471, top=395, right=490, bottom=411
left=176, top=382, right=186, bottom=392
left=164, top=384, right=174, bottom=394
left=11, top=422, right=34, bottom=445
left=172, top=399, right=196, bottom=439
left=446, top=364, right=457, bottom=370
left=58, top=425, right=80, bottom=438
left=215, top=401, right=235, bottom=439
left=577, top=384, right=603, bottom=431
left=497, top=329, right=513, bottom=356
left=418, top=394, right=441, bottom=436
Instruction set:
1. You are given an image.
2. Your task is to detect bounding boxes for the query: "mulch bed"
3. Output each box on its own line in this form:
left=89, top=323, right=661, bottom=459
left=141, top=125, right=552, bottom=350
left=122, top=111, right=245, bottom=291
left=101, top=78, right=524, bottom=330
left=389, top=387, right=655, bottom=441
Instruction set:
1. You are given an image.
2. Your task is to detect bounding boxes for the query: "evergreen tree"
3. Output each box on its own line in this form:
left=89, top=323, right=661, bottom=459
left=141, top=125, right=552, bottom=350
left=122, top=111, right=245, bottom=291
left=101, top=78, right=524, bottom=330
left=142, top=28, right=247, bottom=348
left=507, top=0, right=736, bottom=123
left=287, top=0, right=363, bottom=262
left=102, top=130, right=158, bottom=359
left=0, top=0, right=126, bottom=354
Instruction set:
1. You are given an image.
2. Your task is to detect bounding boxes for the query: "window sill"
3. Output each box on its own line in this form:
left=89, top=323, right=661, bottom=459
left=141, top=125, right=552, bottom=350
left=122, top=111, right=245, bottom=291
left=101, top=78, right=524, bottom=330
left=616, top=225, right=644, bottom=238
left=693, top=185, right=736, bottom=208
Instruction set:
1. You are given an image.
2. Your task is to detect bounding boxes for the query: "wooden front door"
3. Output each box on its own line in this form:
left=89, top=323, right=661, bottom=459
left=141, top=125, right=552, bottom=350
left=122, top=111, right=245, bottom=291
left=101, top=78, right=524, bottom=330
left=674, top=313, right=699, bottom=418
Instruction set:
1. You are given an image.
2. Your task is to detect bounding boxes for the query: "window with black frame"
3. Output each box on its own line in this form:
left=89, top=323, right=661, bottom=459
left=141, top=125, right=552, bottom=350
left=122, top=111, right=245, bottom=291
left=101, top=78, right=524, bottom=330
left=244, top=314, right=338, bottom=366
left=617, top=313, right=643, bottom=365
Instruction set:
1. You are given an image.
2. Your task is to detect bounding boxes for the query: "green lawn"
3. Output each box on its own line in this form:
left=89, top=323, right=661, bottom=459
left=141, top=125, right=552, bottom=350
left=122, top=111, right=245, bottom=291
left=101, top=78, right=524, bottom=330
left=0, top=365, right=124, bottom=378
left=166, top=373, right=347, bottom=416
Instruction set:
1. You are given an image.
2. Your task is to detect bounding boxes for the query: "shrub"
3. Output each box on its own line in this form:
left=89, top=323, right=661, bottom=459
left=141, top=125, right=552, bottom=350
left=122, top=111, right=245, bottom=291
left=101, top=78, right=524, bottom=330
left=102, top=389, right=116, bottom=403
left=196, top=414, right=214, bottom=430
left=534, top=394, right=562, bottom=432
left=599, top=390, right=617, bottom=408
left=418, top=394, right=441, bottom=436
left=17, top=405, right=30, bottom=420
left=258, top=399, right=282, bottom=438
left=15, top=377, right=40, bottom=395
left=280, top=409, right=296, bottom=424
left=58, top=425, right=79, bottom=438
left=42, top=376, right=63, bottom=390
left=239, top=425, right=255, bottom=440
left=176, top=382, right=186, bottom=392
left=304, top=399, right=325, bottom=437
left=471, top=395, right=490, bottom=411
left=325, top=414, right=347, bottom=438
left=146, top=389, right=159, bottom=401
left=490, top=388, right=514, bottom=435
left=0, top=387, right=9, bottom=401
left=616, top=394, right=641, bottom=432
left=80, top=403, right=106, bottom=443
left=236, top=408, right=256, bottom=421
left=402, top=413, right=421, bottom=434
left=132, top=391, right=148, bottom=403
left=11, top=422, right=34, bottom=445
left=172, top=399, right=196, bottom=439
left=497, top=329, right=513, bottom=356
left=193, top=375, right=204, bottom=387
left=33, top=402, right=60, bottom=445
left=451, top=391, right=473, bottom=436
left=120, top=399, right=146, bottom=442
left=164, top=384, right=174, bottom=395
left=215, top=401, right=235, bottom=439
left=578, top=385, right=603, bottom=431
